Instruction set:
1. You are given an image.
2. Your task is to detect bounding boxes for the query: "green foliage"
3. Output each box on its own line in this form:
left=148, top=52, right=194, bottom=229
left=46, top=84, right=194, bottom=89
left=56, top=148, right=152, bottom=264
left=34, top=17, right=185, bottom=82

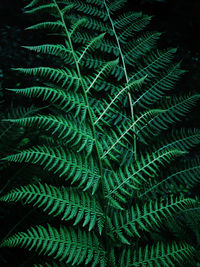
left=112, top=196, right=196, bottom=243
left=120, top=241, right=195, bottom=266
left=0, top=0, right=200, bottom=266
left=0, top=183, right=105, bottom=233
left=0, top=224, right=106, bottom=266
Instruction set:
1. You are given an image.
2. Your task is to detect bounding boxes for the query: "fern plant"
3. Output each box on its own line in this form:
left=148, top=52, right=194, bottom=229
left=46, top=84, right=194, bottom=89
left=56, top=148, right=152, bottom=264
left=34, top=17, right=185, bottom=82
left=1, top=0, right=200, bottom=266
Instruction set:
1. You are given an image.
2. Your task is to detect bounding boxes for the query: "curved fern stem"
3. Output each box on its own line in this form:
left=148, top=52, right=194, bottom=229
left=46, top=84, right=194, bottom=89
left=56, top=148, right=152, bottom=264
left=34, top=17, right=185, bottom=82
left=101, top=110, right=159, bottom=159
left=94, top=80, right=142, bottom=125
left=104, top=0, right=137, bottom=161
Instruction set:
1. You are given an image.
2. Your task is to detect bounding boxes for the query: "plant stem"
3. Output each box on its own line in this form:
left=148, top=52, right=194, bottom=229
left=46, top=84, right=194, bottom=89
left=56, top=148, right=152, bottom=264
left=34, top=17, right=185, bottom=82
left=104, top=0, right=137, bottom=161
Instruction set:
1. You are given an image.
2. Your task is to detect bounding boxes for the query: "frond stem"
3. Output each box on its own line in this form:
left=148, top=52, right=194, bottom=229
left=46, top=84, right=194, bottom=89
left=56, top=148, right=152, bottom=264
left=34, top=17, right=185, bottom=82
left=101, top=112, right=149, bottom=159
left=94, top=83, right=131, bottom=125
left=106, top=150, right=176, bottom=199
left=104, top=0, right=137, bottom=161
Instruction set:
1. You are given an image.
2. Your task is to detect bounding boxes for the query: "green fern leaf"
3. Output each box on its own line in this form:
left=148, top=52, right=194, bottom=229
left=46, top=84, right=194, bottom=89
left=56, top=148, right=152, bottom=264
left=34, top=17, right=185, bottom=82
left=124, top=32, right=162, bottom=65
left=77, top=33, right=106, bottom=63
left=138, top=94, right=200, bottom=141
left=104, top=149, right=186, bottom=209
left=1, top=146, right=100, bottom=193
left=22, top=44, right=73, bottom=64
left=24, top=0, right=40, bottom=9
left=85, top=59, right=119, bottom=93
left=7, top=86, right=87, bottom=119
left=130, top=48, right=177, bottom=80
left=113, top=196, right=196, bottom=243
left=26, top=21, right=64, bottom=32
left=113, top=11, right=142, bottom=30
left=69, top=18, right=87, bottom=37
left=108, top=0, right=127, bottom=13
left=120, top=241, right=194, bottom=266
left=118, top=15, right=152, bottom=43
left=154, top=128, right=200, bottom=152
left=12, top=67, right=80, bottom=89
left=68, top=14, right=111, bottom=34
left=0, top=183, right=105, bottom=233
left=140, top=158, right=200, bottom=197
left=3, top=115, right=94, bottom=154
left=0, top=224, right=107, bottom=266
left=72, top=1, right=108, bottom=20
left=73, top=31, right=119, bottom=56
left=133, top=63, right=185, bottom=108
left=100, top=109, right=163, bottom=160
left=85, top=0, right=105, bottom=8
left=24, top=3, right=57, bottom=14
left=94, top=76, right=146, bottom=125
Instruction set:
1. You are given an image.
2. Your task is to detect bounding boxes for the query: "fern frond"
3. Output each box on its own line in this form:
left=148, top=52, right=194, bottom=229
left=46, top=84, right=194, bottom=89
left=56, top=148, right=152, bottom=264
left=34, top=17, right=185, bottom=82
left=118, top=15, right=152, bottom=43
left=91, top=98, right=124, bottom=128
left=130, top=48, right=177, bottom=80
left=113, top=196, right=196, bottom=243
left=124, top=32, right=161, bottom=65
left=85, top=0, right=105, bottom=8
left=73, top=1, right=108, bottom=20
left=138, top=94, right=200, bottom=140
left=85, top=59, right=119, bottom=93
left=24, top=3, right=57, bottom=14
left=101, top=109, right=163, bottom=160
left=68, top=14, right=111, bottom=34
left=94, top=76, right=146, bottom=125
left=24, top=0, right=40, bottom=9
left=0, top=224, right=107, bottom=266
left=140, top=158, right=200, bottom=198
left=133, top=63, right=185, bottom=108
left=12, top=67, right=80, bottom=89
left=104, top=149, right=185, bottom=209
left=0, top=183, right=105, bottom=233
left=22, top=44, right=73, bottom=64
left=77, top=33, right=106, bottom=63
left=4, top=115, right=94, bottom=154
left=113, top=11, right=142, bottom=29
left=120, top=241, right=194, bottom=266
left=2, top=146, right=100, bottom=193
left=0, top=105, right=44, bottom=152
left=7, top=87, right=87, bottom=119
left=79, top=55, right=107, bottom=70
left=61, top=3, right=75, bottom=15
left=108, top=0, right=127, bottom=13
left=154, top=128, right=200, bottom=152
left=26, top=21, right=64, bottom=32
left=2, top=0, right=200, bottom=265
left=73, top=31, right=119, bottom=56
left=69, top=18, right=87, bottom=37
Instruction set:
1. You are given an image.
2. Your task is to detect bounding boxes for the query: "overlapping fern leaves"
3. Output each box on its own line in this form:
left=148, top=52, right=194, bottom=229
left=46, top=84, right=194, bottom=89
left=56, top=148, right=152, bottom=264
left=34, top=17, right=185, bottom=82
left=0, top=0, right=200, bottom=266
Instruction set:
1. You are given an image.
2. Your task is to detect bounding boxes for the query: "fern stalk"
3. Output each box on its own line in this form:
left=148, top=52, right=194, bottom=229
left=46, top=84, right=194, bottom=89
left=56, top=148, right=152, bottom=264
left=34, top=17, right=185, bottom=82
left=104, top=0, right=138, bottom=161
